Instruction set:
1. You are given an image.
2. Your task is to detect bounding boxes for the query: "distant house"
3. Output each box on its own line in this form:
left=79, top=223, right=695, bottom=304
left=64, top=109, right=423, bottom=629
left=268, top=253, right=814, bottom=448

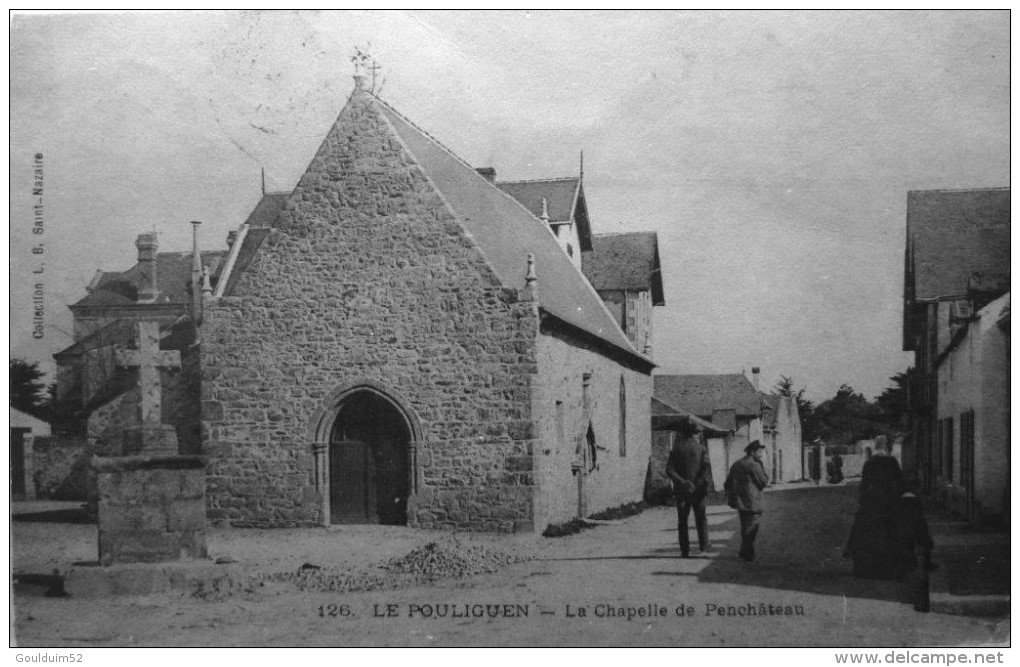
left=760, top=394, right=803, bottom=483
left=580, top=232, right=664, bottom=356
left=653, top=372, right=766, bottom=486
left=10, top=407, right=50, bottom=500
left=494, top=173, right=592, bottom=270
left=649, top=396, right=732, bottom=499
left=903, top=187, right=1009, bottom=524
left=494, top=173, right=664, bottom=356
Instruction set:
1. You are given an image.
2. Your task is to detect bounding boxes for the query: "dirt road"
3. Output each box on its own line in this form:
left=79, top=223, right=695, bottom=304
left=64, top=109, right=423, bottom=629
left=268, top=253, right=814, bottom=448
left=12, top=484, right=1006, bottom=647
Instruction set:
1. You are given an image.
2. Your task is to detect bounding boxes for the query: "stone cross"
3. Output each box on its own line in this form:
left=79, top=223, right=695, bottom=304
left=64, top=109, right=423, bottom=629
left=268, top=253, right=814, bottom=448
left=115, top=321, right=180, bottom=425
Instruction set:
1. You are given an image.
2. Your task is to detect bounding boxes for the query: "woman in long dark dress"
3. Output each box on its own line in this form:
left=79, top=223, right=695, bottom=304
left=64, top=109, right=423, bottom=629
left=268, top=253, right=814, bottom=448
left=846, top=435, right=905, bottom=579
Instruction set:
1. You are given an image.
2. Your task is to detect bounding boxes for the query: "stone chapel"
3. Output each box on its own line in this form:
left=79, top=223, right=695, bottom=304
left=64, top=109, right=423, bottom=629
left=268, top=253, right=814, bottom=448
left=53, top=73, right=665, bottom=533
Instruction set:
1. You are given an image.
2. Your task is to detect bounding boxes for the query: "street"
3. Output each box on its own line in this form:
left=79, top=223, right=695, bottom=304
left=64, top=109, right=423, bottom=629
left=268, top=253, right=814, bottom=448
left=13, top=483, right=1006, bottom=647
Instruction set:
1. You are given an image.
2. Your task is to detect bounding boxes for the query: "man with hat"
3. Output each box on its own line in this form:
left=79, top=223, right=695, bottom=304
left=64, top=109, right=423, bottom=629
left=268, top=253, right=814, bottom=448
left=665, top=417, right=711, bottom=557
left=725, top=440, right=770, bottom=562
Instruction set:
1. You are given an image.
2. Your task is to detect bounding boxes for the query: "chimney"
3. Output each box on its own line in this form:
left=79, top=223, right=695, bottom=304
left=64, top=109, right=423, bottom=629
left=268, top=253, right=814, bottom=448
left=751, top=366, right=760, bottom=392
left=475, top=167, right=496, bottom=183
left=135, top=232, right=159, bottom=302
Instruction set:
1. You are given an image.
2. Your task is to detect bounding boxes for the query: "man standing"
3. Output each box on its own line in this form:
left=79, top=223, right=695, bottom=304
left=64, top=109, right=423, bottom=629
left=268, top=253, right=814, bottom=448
left=725, top=440, right=770, bottom=562
left=665, top=418, right=711, bottom=557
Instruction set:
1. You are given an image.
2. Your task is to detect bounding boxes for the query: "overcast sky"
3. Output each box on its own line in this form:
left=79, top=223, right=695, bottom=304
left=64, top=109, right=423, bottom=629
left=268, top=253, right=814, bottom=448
left=9, top=10, right=1009, bottom=402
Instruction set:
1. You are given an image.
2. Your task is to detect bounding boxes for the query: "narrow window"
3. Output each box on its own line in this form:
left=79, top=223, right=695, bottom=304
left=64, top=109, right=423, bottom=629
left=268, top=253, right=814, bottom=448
left=960, top=410, right=974, bottom=496
left=618, top=376, right=627, bottom=457
left=555, top=400, right=565, bottom=451
left=942, top=416, right=950, bottom=483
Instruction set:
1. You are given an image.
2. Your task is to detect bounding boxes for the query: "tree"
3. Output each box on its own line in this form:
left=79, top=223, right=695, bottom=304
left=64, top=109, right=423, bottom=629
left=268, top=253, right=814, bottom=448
left=10, top=359, right=48, bottom=415
left=812, top=383, right=886, bottom=446
left=875, top=367, right=916, bottom=429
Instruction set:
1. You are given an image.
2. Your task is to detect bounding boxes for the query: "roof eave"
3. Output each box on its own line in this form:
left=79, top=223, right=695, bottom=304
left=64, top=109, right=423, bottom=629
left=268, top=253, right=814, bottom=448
left=538, top=308, right=655, bottom=373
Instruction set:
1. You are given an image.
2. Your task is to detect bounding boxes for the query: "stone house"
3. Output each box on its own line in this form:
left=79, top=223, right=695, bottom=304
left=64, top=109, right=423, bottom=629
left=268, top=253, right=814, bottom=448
left=10, top=407, right=49, bottom=500
left=492, top=175, right=664, bottom=356
left=652, top=372, right=766, bottom=488
left=903, top=187, right=1009, bottom=524
left=52, top=74, right=664, bottom=533
left=934, top=292, right=1010, bottom=522
left=648, top=397, right=732, bottom=499
left=579, top=232, right=664, bottom=357
left=760, top=393, right=803, bottom=483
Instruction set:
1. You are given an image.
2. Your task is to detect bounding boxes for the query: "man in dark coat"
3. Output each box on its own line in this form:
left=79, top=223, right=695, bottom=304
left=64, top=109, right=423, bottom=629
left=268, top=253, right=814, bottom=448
left=846, top=434, right=906, bottom=579
left=725, top=440, right=770, bottom=562
left=665, top=418, right=711, bottom=557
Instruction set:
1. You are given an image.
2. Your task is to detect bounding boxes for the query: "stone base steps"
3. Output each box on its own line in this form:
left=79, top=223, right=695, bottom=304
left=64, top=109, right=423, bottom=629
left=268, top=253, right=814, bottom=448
left=63, top=560, right=245, bottom=598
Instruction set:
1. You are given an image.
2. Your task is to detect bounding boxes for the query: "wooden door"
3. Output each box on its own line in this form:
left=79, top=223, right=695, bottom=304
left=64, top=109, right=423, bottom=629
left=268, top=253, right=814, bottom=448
left=328, top=392, right=410, bottom=525
left=10, top=429, right=27, bottom=500
left=330, top=440, right=371, bottom=523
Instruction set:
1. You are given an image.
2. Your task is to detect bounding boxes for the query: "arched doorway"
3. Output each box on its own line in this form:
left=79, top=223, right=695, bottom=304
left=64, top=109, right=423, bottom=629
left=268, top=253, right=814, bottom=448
left=328, top=391, right=411, bottom=525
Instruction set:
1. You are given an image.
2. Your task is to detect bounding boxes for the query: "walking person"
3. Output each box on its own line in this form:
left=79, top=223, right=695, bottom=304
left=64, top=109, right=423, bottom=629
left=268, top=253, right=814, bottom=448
left=725, top=440, right=770, bottom=562
left=897, top=476, right=935, bottom=612
left=845, top=434, right=905, bottom=579
left=665, top=418, right=711, bottom=557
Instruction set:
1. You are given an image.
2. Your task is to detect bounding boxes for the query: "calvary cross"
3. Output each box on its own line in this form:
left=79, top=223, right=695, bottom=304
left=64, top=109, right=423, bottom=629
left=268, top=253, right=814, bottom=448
left=115, top=321, right=181, bottom=425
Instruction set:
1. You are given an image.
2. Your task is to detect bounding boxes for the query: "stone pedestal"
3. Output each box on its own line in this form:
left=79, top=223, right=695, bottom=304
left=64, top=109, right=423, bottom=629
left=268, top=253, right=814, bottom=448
left=86, top=426, right=180, bottom=519
left=117, top=424, right=180, bottom=457
left=93, top=455, right=207, bottom=565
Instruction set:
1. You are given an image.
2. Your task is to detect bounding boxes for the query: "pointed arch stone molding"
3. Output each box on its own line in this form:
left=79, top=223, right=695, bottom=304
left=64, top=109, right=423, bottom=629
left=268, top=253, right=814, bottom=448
left=307, top=379, right=424, bottom=526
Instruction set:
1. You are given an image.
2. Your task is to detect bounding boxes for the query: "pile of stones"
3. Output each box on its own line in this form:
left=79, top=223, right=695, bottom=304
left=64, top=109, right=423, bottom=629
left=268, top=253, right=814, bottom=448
left=383, top=538, right=528, bottom=582
left=226, top=538, right=532, bottom=597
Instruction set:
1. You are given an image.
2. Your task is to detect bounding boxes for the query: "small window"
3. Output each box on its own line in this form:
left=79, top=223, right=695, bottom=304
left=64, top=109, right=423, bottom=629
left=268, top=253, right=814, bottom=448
left=619, top=376, right=627, bottom=457
left=945, top=416, right=955, bottom=482
left=555, top=400, right=565, bottom=451
left=960, top=410, right=974, bottom=493
left=567, top=243, right=574, bottom=257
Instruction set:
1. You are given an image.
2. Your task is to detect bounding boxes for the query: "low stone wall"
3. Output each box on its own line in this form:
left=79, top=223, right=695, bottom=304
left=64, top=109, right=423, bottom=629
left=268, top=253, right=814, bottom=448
left=95, top=456, right=207, bottom=564
left=644, top=431, right=674, bottom=504
left=32, top=435, right=91, bottom=500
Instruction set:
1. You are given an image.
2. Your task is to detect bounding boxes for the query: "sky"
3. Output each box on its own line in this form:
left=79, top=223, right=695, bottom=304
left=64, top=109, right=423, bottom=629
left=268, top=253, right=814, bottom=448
left=9, top=10, right=1010, bottom=402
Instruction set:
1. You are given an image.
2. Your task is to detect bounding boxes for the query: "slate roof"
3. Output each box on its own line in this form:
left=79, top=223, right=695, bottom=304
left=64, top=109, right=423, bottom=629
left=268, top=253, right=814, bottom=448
left=654, top=374, right=761, bottom=418
left=497, top=178, right=577, bottom=222
left=71, top=250, right=228, bottom=308
left=243, top=192, right=289, bottom=228
left=374, top=97, right=645, bottom=364
left=215, top=192, right=288, bottom=295
left=70, top=190, right=285, bottom=309
left=651, top=396, right=732, bottom=434
left=497, top=178, right=593, bottom=251
left=906, top=188, right=1010, bottom=301
left=760, top=393, right=781, bottom=429
left=581, top=232, right=664, bottom=305
left=54, top=319, right=137, bottom=358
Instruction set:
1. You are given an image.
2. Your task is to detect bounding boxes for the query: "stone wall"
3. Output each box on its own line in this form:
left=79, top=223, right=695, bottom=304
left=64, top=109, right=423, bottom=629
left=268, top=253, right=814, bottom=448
left=624, top=289, right=653, bottom=355
left=200, top=90, right=540, bottom=530
left=645, top=430, right=674, bottom=504
left=32, top=435, right=91, bottom=500
left=530, top=328, right=653, bottom=530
